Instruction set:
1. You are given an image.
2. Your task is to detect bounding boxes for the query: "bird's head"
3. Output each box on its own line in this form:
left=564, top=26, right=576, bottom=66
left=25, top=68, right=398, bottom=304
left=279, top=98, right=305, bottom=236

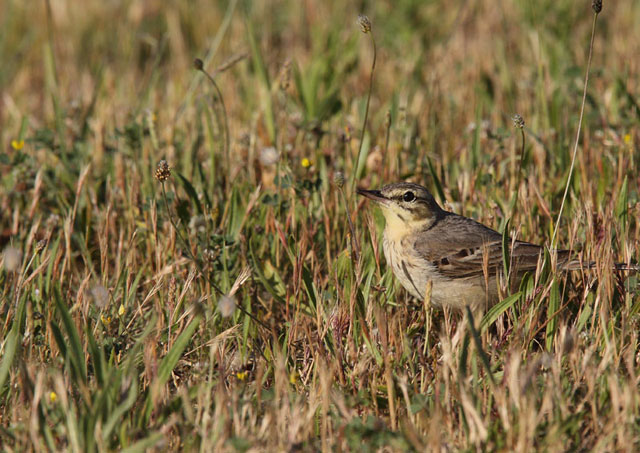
left=357, top=182, right=444, bottom=233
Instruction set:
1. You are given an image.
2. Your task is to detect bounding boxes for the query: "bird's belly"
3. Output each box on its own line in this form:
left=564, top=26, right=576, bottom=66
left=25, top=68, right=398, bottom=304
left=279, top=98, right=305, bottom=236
left=383, top=235, right=493, bottom=309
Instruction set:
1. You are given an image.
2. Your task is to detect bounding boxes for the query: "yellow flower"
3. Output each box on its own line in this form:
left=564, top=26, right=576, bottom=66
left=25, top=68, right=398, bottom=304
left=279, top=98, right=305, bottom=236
left=301, top=158, right=311, bottom=168
left=50, top=391, right=57, bottom=403
left=11, top=139, right=24, bottom=150
left=118, top=304, right=125, bottom=316
left=289, top=370, right=298, bottom=384
left=624, top=133, right=632, bottom=145
left=237, top=371, right=248, bottom=381
left=101, top=314, right=111, bottom=325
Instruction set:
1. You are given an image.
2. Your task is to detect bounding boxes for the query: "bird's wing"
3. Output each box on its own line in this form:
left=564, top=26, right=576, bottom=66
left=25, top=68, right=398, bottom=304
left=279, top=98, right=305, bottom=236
left=413, top=214, right=561, bottom=279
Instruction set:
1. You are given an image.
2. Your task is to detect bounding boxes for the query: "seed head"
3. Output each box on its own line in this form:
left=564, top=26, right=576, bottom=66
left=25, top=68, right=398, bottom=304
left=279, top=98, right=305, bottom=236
left=3, top=246, right=22, bottom=272
left=194, top=58, right=204, bottom=71
left=218, top=295, right=236, bottom=318
left=203, top=248, right=217, bottom=262
left=155, top=160, right=171, bottom=182
left=333, top=171, right=346, bottom=189
left=90, top=285, right=109, bottom=309
left=357, top=14, right=372, bottom=34
left=189, top=215, right=206, bottom=233
left=259, top=147, right=279, bottom=166
left=592, top=0, right=602, bottom=13
left=36, top=239, right=47, bottom=252
left=512, top=114, right=525, bottom=129
left=279, top=60, right=292, bottom=91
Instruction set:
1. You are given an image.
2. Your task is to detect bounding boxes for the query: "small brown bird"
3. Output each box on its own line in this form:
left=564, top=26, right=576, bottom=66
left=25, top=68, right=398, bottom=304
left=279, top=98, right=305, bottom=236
left=358, top=182, right=592, bottom=310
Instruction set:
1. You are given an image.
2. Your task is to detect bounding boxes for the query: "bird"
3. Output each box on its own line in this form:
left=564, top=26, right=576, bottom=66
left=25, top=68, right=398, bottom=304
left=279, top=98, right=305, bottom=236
left=357, top=182, right=599, bottom=310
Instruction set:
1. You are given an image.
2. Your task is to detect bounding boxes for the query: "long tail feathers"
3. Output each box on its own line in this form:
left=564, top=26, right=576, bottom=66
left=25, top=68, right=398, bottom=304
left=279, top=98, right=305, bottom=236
left=561, top=260, right=639, bottom=272
left=614, top=263, right=640, bottom=272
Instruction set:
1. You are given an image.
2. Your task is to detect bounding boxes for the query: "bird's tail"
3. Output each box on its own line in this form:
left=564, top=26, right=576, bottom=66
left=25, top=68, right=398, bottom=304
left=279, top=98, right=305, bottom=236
left=614, top=263, right=640, bottom=272
left=561, top=259, right=639, bottom=272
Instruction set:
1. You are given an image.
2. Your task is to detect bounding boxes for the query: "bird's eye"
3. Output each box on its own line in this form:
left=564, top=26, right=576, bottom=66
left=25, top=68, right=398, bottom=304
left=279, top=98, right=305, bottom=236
left=402, top=191, right=415, bottom=202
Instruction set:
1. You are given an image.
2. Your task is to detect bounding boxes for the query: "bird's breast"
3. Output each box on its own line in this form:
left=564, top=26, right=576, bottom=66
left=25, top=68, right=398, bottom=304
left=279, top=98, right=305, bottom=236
left=382, top=230, right=491, bottom=309
left=382, top=231, right=432, bottom=300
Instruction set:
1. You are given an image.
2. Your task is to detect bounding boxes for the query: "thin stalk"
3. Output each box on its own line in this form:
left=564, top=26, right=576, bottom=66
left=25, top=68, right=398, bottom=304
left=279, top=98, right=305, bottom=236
left=383, top=110, right=392, bottom=181
left=351, top=35, right=377, bottom=192
left=339, top=186, right=360, bottom=261
left=551, top=11, right=599, bottom=249
left=516, top=127, right=526, bottom=187
left=195, top=59, right=231, bottom=186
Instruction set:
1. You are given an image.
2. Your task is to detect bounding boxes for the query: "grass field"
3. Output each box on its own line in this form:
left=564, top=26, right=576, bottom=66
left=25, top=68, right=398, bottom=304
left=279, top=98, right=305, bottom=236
left=1, top=0, right=640, bottom=451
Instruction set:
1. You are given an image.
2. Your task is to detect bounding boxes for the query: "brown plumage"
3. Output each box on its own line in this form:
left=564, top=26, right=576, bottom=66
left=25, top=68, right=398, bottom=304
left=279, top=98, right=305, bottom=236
left=358, top=182, right=582, bottom=309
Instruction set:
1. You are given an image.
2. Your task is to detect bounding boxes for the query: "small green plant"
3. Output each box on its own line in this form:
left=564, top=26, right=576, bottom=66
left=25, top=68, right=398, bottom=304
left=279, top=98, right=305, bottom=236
left=1, top=1, right=638, bottom=451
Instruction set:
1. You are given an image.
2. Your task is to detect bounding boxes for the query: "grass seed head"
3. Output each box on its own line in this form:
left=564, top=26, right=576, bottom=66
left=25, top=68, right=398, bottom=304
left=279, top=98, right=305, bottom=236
left=592, top=0, right=602, bottom=13
left=259, top=147, right=279, bottom=166
left=155, top=160, right=171, bottom=182
left=357, top=14, right=371, bottom=33
left=2, top=246, right=22, bottom=272
left=218, top=295, right=236, bottom=318
left=279, top=60, right=292, bottom=90
left=90, top=285, right=109, bottom=309
left=512, top=114, right=525, bottom=129
left=35, top=239, right=47, bottom=252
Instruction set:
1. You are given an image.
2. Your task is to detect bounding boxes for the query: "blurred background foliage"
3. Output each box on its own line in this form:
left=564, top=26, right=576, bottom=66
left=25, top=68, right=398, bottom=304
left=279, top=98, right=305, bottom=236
left=1, top=0, right=640, bottom=451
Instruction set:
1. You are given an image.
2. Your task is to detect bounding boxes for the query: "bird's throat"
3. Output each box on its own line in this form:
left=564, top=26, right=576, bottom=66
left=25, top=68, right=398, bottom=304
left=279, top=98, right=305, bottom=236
left=382, top=210, right=436, bottom=243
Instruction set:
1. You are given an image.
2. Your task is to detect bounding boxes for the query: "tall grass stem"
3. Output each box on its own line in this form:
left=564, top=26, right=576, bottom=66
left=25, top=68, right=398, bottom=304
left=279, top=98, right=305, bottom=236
left=551, top=11, right=600, bottom=248
left=351, top=35, right=377, bottom=192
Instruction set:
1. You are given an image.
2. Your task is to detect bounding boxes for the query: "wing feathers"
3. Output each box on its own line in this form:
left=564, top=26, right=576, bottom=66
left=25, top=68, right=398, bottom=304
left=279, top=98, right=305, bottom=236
left=413, top=213, right=573, bottom=280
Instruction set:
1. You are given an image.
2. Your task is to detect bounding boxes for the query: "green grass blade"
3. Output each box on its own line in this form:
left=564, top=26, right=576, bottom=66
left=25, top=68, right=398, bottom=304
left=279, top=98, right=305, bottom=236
left=426, top=155, right=446, bottom=205
left=501, top=218, right=511, bottom=279
left=102, top=375, right=138, bottom=443
left=86, top=325, right=105, bottom=387
left=480, top=292, right=521, bottom=334
left=466, top=307, right=495, bottom=385
left=245, top=19, right=275, bottom=143
left=459, top=332, right=470, bottom=380
left=143, top=312, right=203, bottom=423
left=53, top=284, right=87, bottom=384
left=49, top=321, right=68, bottom=360
left=249, top=242, right=287, bottom=306
left=43, top=39, right=66, bottom=154
left=615, top=175, right=628, bottom=230
left=0, top=294, right=27, bottom=392
left=0, top=326, right=19, bottom=393
left=546, top=279, right=560, bottom=351
left=120, top=432, right=164, bottom=453
left=176, top=172, right=203, bottom=215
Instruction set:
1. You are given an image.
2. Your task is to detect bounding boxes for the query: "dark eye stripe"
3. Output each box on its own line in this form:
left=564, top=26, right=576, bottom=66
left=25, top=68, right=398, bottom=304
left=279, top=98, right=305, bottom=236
left=393, top=195, right=421, bottom=201
left=393, top=196, right=424, bottom=207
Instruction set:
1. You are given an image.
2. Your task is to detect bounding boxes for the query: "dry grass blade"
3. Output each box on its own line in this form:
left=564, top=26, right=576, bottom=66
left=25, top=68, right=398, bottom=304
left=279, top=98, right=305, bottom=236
left=1, top=1, right=638, bottom=451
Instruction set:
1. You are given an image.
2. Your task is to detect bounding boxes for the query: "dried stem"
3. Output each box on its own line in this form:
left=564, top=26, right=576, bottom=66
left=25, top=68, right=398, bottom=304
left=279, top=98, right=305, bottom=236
left=551, top=10, right=600, bottom=249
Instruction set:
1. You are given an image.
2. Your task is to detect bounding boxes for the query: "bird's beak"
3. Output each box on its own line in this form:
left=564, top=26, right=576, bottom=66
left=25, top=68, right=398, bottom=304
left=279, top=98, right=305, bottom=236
left=356, top=188, right=388, bottom=204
